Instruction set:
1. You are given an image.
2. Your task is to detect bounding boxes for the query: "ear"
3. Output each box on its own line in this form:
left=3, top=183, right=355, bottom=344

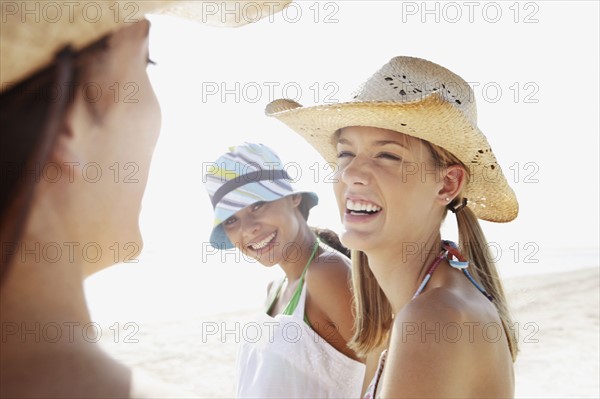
left=436, top=165, right=466, bottom=206
left=49, top=93, right=93, bottom=166
left=290, top=193, right=302, bottom=208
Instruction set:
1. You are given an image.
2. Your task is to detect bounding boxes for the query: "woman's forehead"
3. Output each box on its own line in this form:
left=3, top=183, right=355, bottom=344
left=336, top=126, right=422, bottom=148
left=110, top=19, right=150, bottom=43
left=74, top=19, right=149, bottom=68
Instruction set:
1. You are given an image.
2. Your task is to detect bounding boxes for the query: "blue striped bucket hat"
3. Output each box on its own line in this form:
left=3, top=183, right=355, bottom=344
left=203, top=142, right=319, bottom=249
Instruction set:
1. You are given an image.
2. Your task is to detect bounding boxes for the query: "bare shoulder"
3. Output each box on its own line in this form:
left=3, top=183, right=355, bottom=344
left=303, top=246, right=358, bottom=357
left=304, top=246, right=352, bottom=294
left=304, top=246, right=354, bottom=322
left=394, top=286, right=502, bottom=349
left=404, top=285, right=482, bottom=318
left=381, top=288, right=514, bottom=397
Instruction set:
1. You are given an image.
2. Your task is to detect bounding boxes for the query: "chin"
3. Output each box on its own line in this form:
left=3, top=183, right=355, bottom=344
left=253, top=252, right=280, bottom=268
left=125, top=230, right=144, bottom=259
left=83, top=260, right=113, bottom=277
left=340, top=229, right=375, bottom=253
left=258, top=260, right=279, bottom=268
left=109, top=224, right=144, bottom=263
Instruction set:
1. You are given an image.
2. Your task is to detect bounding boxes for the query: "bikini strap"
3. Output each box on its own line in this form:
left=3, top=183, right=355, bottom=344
left=265, top=277, right=286, bottom=314
left=281, top=236, right=320, bottom=316
left=442, top=240, right=494, bottom=302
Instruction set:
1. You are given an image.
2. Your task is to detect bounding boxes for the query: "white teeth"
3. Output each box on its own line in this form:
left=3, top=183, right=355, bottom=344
left=250, top=232, right=276, bottom=250
left=346, top=199, right=381, bottom=213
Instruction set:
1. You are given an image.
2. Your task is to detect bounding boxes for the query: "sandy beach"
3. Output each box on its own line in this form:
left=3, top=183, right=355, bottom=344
left=99, top=266, right=600, bottom=398
left=507, top=267, right=599, bottom=398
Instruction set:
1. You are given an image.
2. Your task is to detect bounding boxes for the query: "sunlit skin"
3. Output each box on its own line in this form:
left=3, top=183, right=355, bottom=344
left=334, top=127, right=446, bottom=256
left=67, top=20, right=161, bottom=275
left=0, top=20, right=162, bottom=398
left=223, top=195, right=306, bottom=268
left=333, top=126, right=514, bottom=398
left=222, top=194, right=361, bottom=361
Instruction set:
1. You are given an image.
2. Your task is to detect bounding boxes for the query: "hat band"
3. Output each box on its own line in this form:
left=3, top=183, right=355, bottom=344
left=211, top=169, right=291, bottom=208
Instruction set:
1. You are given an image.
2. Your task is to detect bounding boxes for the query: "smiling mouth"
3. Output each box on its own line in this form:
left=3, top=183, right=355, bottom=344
left=248, top=232, right=277, bottom=250
left=346, top=199, right=382, bottom=215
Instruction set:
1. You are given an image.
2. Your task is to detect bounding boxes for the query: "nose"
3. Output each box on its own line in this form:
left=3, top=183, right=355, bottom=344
left=240, top=214, right=261, bottom=243
left=338, top=155, right=371, bottom=186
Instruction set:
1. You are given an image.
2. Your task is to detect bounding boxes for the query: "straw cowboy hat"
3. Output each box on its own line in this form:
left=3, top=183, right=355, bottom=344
left=266, top=56, right=518, bottom=223
left=1, top=0, right=291, bottom=91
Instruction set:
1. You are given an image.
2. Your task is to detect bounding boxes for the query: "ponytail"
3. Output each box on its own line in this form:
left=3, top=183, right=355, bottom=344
left=346, top=136, right=518, bottom=360
left=431, top=136, right=518, bottom=361
left=310, top=226, right=351, bottom=259
left=454, top=204, right=519, bottom=360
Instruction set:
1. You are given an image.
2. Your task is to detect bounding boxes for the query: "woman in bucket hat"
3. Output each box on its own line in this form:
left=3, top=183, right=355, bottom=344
left=204, top=142, right=366, bottom=398
left=0, top=2, right=289, bottom=397
left=266, top=56, right=518, bottom=398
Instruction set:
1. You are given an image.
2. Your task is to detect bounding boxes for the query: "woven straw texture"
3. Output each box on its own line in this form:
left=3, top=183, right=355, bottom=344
left=266, top=56, right=518, bottom=223
left=1, top=1, right=291, bottom=91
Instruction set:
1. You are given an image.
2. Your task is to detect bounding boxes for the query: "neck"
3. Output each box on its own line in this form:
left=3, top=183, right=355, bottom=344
left=0, top=177, right=132, bottom=398
left=278, top=223, right=318, bottom=282
left=1, top=218, right=95, bottom=352
left=0, top=253, right=131, bottom=396
left=1, top=193, right=96, bottom=328
left=365, top=232, right=443, bottom=314
left=1, top=249, right=92, bottom=337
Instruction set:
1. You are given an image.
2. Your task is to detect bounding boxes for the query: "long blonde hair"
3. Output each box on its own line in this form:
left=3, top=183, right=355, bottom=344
left=348, top=138, right=518, bottom=361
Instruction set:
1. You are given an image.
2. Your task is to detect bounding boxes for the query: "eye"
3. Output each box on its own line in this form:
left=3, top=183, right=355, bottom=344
left=337, top=151, right=355, bottom=158
left=377, top=152, right=402, bottom=161
left=223, top=216, right=238, bottom=227
left=251, top=202, right=265, bottom=212
left=147, top=57, right=157, bottom=66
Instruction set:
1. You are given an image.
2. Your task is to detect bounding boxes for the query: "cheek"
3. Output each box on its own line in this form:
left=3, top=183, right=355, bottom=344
left=134, top=77, right=161, bottom=152
left=277, top=210, right=297, bottom=230
left=333, top=180, right=345, bottom=207
left=144, top=80, right=162, bottom=141
left=224, top=226, right=240, bottom=243
left=388, top=183, right=433, bottom=220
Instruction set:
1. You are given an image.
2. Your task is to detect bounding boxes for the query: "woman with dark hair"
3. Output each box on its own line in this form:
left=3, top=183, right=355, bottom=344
left=267, top=56, right=519, bottom=398
left=203, top=142, right=365, bottom=398
left=1, top=18, right=165, bottom=398
left=0, top=2, right=289, bottom=397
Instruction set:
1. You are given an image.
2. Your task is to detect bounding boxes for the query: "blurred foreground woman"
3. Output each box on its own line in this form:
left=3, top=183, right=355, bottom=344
left=0, top=2, right=289, bottom=397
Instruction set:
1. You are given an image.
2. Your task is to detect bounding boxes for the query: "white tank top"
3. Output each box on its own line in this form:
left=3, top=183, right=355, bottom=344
left=235, top=281, right=366, bottom=398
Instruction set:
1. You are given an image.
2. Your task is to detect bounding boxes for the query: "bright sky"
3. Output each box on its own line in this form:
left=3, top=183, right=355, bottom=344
left=86, top=1, right=599, bottom=324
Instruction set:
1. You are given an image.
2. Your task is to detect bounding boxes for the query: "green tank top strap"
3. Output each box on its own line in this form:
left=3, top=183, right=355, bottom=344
left=265, top=278, right=286, bottom=315
left=281, top=236, right=320, bottom=317
left=265, top=278, right=313, bottom=329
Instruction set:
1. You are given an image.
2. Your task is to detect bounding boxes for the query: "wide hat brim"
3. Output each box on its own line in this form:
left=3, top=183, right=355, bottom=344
left=209, top=190, right=318, bottom=250
left=266, top=93, right=518, bottom=223
left=1, top=1, right=291, bottom=92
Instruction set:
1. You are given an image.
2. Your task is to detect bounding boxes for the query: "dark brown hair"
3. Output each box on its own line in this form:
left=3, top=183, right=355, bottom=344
left=297, top=193, right=350, bottom=258
left=0, top=50, right=74, bottom=283
left=0, top=35, right=111, bottom=284
left=310, top=227, right=351, bottom=259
